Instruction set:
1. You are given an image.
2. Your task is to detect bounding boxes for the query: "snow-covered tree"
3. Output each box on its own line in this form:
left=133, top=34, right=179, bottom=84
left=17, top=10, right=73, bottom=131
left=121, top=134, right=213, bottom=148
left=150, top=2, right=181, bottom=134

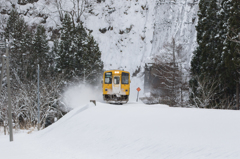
left=81, top=33, right=104, bottom=85
left=190, top=0, right=240, bottom=109
left=0, top=10, right=70, bottom=131
left=56, top=13, right=75, bottom=78
left=221, top=0, right=240, bottom=109
left=190, top=0, right=222, bottom=108
left=30, top=25, right=50, bottom=80
left=55, top=13, right=103, bottom=84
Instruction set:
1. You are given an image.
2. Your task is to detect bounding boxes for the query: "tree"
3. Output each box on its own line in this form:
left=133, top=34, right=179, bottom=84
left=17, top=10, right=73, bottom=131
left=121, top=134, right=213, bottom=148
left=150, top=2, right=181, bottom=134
left=71, top=22, right=88, bottom=78
left=222, top=0, right=240, bottom=109
left=150, top=38, right=187, bottom=106
left=31, top=25, right=50, bottom=80
left=1, top=10, right=68, bottom=131
left=190, top=0, right=240, bottom=109
left=54, top=0, right=89, bottom=22
left=4, top=10, right=19, bottom=40
left=190, top=75, right=220, bottom=108
left=82, top=33, right=104, bottom=85
left=4, top=9, right=35, bottom=82
left=190, top=0, right=222, bottom=107
left=190, top=0, right=210, bottom=102
left=56, top=13, right=75, bottom=77
left=55, top=13, right=103, bottom=83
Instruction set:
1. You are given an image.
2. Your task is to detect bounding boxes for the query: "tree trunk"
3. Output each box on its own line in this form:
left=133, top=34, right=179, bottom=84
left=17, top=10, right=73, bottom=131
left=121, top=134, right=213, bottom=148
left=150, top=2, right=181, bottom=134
left=4, top=121, right=6, bottom=135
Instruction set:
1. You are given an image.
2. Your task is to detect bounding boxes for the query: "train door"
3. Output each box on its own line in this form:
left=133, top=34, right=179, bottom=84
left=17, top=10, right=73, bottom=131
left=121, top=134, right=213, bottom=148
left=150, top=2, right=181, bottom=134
left=112, top=75, right=121, bottom=96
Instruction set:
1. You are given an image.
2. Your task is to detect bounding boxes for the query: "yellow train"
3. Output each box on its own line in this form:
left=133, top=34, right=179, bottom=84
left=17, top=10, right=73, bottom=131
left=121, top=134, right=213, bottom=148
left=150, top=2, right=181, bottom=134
left=102, top=70, right=130, bottom=103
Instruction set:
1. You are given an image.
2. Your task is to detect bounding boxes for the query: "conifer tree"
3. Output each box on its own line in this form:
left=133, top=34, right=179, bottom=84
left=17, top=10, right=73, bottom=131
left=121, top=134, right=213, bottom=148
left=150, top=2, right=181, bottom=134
left=190, top=0, right=211, bottom=105
left=191, top=0, right=210, bottom=78
left=31, top=25, right=50, bottom=80
left=56, top=13, right=75, bottom=77
left=4, top=9, right=33, bottom=81
left=51, top=39, right=60, bottom=75
left=71, top=22, right=88, bottom=77
left=83, top=33, right=104, bottom=85
left=21, top=28, right=34, bottom=81
left=190, top=0, right=221, bottom=107
left=222, top=0, right=240, bottom=109
left=191, top=0, right=240, bottom=109
left=207, top=0, right=220, bottom=75
left=4, top=10, right=19, bottom=40
left=55, top=13, right=104, bottom=83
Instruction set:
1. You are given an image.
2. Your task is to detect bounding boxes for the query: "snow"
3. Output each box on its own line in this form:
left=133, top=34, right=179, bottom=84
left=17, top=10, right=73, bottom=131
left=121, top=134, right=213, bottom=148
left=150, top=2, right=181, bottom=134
left=60, top=76, right=145, bottom=109
left=1, top=1, right=237, bottom=158
left=0, top=0, right=199, bottom=74
left=1, top=98, right=240, bottom=158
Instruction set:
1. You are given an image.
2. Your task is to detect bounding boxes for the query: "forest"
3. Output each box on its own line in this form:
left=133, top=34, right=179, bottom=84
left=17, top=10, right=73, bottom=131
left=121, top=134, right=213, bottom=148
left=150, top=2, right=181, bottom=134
left=0, top=0, right=239, bottom=133
left=144, top=0, right=240, bottom=110
left=0, top=8, right=103, bottom=132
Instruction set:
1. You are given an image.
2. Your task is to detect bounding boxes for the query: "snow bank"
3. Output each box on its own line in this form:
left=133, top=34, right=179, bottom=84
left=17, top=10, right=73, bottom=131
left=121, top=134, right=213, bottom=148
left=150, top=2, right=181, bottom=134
left=1, top=102, right=240, bottom=159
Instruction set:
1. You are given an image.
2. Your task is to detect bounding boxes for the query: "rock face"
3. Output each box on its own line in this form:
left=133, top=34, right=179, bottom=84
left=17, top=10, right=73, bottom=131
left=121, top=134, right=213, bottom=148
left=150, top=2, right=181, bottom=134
left=82, top=0, right=156, bottom=73
left=83, top=0, right=199, bottom=72
left=152, top=0, right=199, bottom=69
left=0, top=0, right=199, bottom=73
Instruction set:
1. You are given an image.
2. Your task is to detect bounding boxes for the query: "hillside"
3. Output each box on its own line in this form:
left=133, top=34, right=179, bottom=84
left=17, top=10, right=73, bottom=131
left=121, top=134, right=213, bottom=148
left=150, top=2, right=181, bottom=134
left=0, top=0, right=198, bottom=73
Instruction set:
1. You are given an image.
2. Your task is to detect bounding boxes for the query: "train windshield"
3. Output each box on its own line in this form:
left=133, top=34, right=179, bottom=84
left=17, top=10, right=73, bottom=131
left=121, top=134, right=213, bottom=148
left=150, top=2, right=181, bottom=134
left=105, top=72, right=112, bottom=84
left=122, top=72, right=129, bottom=84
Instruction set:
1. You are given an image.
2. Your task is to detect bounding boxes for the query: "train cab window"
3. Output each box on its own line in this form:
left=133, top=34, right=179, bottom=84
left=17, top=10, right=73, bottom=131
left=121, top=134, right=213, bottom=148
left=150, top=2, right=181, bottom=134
left=114, top=76, right=120, bottom=84
left=122, top=72, right=129, bottom=84
left=105, top=72, right=112, bottom=84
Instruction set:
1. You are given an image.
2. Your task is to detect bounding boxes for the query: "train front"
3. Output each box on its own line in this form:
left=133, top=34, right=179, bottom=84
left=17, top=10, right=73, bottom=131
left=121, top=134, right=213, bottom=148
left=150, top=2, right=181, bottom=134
left=102, top=70, right=130, bottom=104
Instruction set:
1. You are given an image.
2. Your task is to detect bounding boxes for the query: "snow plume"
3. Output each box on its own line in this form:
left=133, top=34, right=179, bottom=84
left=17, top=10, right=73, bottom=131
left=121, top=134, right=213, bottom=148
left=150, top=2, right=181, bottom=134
left=61, top=83, right=103, bottom=109
left=61, top=76, right=145, bottom=107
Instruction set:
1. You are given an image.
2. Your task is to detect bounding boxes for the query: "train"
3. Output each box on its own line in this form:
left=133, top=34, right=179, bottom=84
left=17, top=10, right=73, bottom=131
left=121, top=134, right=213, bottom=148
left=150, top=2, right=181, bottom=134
left=102, top=70, right=130, bottom=104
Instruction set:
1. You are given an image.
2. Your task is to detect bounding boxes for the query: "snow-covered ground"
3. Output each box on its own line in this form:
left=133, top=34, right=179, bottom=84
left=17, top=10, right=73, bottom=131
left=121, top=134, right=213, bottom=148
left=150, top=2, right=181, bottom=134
left=0, top=1, right=238, bottom=158
left=1, top=99, right=240, bottom=158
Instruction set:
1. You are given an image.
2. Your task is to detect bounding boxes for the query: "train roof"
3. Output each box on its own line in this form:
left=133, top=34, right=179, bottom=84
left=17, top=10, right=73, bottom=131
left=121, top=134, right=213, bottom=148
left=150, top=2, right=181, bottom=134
left=104, top=70, right=130, bottom=73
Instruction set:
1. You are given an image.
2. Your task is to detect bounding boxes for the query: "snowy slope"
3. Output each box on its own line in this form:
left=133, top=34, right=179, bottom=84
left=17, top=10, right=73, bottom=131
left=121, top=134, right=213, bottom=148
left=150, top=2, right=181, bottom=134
left=83, top=0, right=156, bottom=72
left=1, top=101, right=240, bottom=159
left=0, top=0, right=198, bottom=73
left=152, top=0, right=199, bottom=68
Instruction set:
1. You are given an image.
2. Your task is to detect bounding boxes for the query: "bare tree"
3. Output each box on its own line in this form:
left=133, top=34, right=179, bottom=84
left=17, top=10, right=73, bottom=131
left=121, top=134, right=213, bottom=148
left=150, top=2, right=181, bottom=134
left=189, top=75, right=226, bottom=109
left=54, top=0, right=64, bottom=21
left=228, top=29, right=240, bottom=45
left=54, top=0, right=89, bottom=23
left=149, top=38, right=188, bottom=106
left=71, top=0, right=88, bottom=23
left=0, top=73, right=69, bottom=131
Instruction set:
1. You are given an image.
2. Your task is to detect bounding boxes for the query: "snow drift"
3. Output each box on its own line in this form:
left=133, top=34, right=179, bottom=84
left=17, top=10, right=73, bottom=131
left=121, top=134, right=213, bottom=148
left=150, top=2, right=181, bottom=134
left=1, top=101, right=240, bottom=159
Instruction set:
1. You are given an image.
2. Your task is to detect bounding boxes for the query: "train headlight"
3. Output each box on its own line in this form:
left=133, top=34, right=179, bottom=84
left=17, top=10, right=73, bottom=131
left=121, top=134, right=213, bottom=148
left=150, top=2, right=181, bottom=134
left=105, top=89, right=108, bottom=91
left=125, top=89, right=128, bottom=92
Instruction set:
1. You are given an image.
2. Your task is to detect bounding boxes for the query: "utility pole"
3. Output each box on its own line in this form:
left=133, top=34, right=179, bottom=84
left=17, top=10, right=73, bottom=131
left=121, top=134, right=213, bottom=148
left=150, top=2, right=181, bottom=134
left=6, top=39, right=13, bottom=141
left=0, top=38, right=13, bottom=141
left=0, top=55, right=8, bottom=136
left=136, top=87, right=141, bottom=102
left=83, top=68, right=86, bottom=84
left=0, top=36, right=7, bottom=136
left=37, top=64, right=40, bottom=130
